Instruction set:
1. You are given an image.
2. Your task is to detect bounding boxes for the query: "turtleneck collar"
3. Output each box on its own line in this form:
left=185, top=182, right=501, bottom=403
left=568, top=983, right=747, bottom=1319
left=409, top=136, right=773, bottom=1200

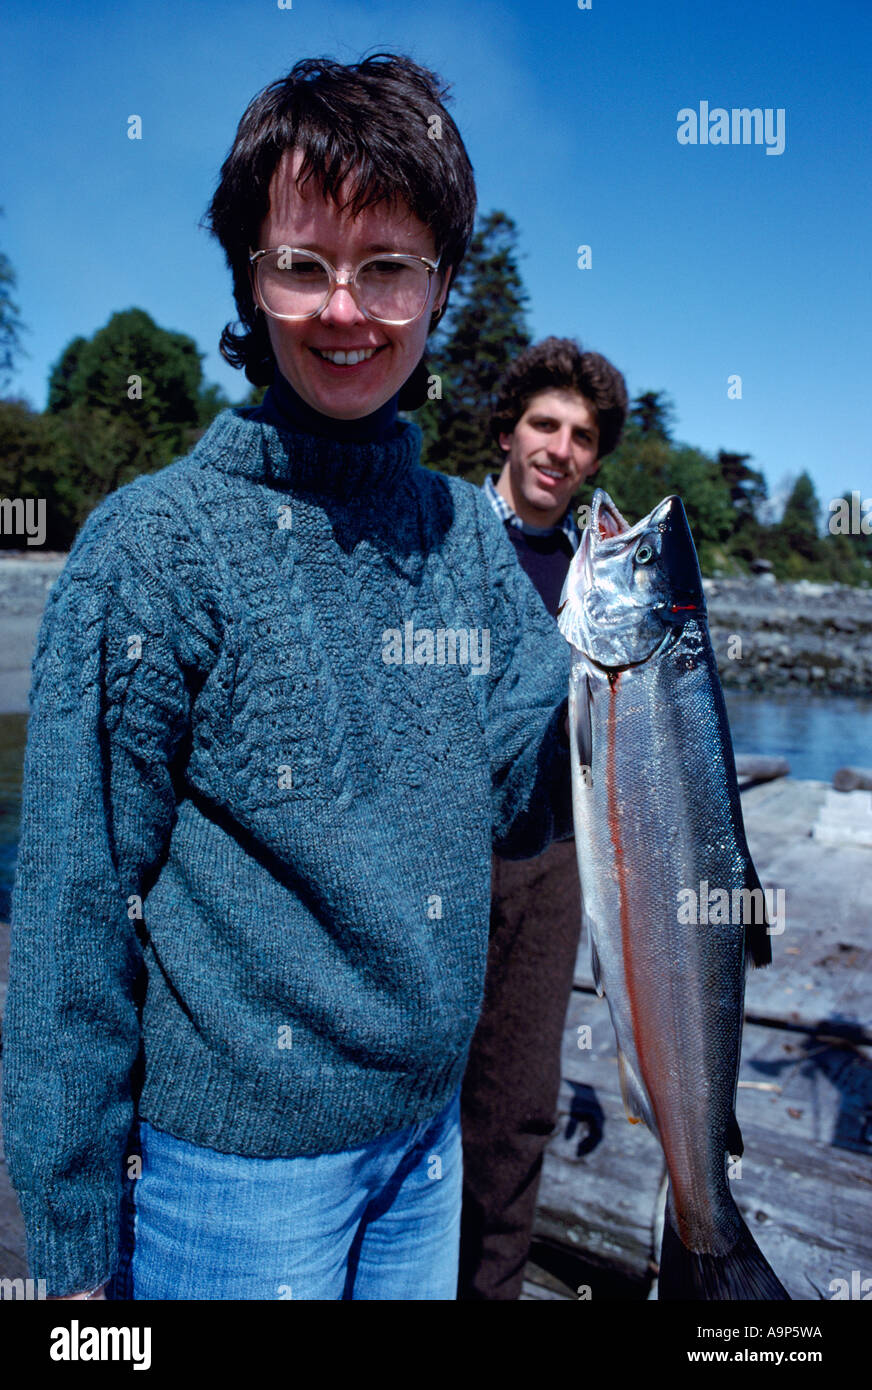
left=195, top=399, right=421, bottom=497
left=257, top=367, right=401, bottom=445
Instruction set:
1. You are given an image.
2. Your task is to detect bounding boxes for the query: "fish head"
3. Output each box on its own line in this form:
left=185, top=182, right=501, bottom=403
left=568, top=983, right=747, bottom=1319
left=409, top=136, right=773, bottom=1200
left=557, top=489, right=706, bottom=668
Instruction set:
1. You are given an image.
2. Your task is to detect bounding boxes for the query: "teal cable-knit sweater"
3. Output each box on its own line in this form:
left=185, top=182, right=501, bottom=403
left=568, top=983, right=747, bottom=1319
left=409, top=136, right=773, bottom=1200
left=1, top=404, right=573, bottom=1296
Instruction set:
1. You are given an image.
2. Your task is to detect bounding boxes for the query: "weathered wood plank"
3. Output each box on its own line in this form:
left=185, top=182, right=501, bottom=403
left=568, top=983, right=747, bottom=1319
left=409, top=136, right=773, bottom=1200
left=534, top=998, right=663, bottom=1288
left=533, top=991, right=872, bottom=1300
left=520, top=1276, right=572, bottom=1301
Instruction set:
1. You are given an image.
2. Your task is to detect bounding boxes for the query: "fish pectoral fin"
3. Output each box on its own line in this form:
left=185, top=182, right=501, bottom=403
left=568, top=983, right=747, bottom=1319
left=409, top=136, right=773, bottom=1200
left=568, top=669, right=593, bottom=769
left=726, top=1110, right=745, bottom=1159
left=743, top=862, right=773, bottom=970
left=617, top=1048, right=654, bottom=1130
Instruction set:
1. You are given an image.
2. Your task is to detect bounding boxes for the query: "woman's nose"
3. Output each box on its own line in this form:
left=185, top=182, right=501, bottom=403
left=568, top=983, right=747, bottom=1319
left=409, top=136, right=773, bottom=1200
left=319, top=282, right=368, bottom=325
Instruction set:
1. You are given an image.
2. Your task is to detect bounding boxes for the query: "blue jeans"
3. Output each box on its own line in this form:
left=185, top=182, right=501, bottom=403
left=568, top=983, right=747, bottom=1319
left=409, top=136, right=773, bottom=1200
left=106, top=1087, right=462, bottom=1300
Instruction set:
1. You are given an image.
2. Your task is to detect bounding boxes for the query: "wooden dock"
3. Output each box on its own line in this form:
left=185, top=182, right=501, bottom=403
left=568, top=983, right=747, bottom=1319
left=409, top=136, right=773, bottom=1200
left=523, top=777, right=872, bottom=1300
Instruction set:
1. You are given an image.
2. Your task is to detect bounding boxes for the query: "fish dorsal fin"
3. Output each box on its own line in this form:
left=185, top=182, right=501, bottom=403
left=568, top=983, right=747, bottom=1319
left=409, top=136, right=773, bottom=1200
left=617, top=1048, right=655, bottom=1131
left=743, top=862, right=773, bottom=970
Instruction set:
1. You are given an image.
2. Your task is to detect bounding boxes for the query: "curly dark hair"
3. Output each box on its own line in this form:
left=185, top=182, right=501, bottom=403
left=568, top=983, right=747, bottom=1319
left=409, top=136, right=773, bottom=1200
left=490, top=336, right=628, bottom=459
left=202, top=53, right=477, bottom=397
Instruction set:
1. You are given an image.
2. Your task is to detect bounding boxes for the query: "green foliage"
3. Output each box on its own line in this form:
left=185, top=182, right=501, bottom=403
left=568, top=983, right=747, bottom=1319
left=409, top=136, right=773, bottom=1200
left=631, top=390, right=675, bottom=440
left=759, top=482, right=871, bottom=585
left=413, top=211, right=530, bottom=482
left=46, top=336, right=88, bottom=413
left=820, top=491, right=872, bottom=585
left=0, top=309, right=231, bottom=547
left=0, top=399, right=72, bottom=548
left=776, top=471, right=821, bottom=568
left=717, top=449, right=767, bottom=526
left=47, top=308, right=203, bottom=450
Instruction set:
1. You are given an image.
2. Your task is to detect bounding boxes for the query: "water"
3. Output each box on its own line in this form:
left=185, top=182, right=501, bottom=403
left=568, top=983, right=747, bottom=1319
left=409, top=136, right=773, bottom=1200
left=1, top=694, right=871, bottom=919
left=723, top=691, right=872, bottom=783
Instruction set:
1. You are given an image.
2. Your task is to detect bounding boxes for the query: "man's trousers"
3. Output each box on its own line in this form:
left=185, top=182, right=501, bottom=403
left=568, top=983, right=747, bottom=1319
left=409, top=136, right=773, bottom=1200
left=457, top=837, right=583, bottom=1300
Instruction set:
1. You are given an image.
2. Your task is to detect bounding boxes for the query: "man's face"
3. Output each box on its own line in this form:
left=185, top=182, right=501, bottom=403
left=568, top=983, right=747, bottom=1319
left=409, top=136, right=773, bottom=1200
left=254, top=149, right=450, bottom=419
left=498, top=389, right=601, bottom=523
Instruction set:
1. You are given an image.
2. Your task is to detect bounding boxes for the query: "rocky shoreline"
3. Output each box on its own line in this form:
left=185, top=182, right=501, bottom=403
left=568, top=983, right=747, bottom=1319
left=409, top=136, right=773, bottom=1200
left=705, top=576, right=872, bottom=695
left=0, top=555, right=871, bottom=707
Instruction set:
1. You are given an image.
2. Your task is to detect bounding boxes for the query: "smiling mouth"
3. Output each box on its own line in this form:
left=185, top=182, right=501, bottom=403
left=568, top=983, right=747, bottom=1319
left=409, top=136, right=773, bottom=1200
left=534, top=464, right=567, bottom=481
left=310, top=346, right=386, bottom=366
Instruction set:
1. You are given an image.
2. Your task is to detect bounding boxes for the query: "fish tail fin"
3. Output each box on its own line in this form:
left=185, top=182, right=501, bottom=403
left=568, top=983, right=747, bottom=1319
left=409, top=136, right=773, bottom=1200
left=658, top=1190, right=790, bottom=1301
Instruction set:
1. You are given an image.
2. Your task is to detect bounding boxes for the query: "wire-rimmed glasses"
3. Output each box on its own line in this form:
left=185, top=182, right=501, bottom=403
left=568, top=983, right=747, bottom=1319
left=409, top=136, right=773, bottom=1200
left=249, top=246, right=441, bottom=325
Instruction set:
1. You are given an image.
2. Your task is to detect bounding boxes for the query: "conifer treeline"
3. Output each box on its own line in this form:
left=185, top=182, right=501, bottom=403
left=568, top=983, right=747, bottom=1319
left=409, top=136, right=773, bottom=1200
left=0, top=213, right=868, bottom=582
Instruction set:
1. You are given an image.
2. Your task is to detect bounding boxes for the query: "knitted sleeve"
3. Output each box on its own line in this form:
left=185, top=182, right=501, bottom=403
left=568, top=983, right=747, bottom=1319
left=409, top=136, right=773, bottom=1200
left=474, top=492, right=574, bottom=859
left=0, top=485, right=214, bottom=1296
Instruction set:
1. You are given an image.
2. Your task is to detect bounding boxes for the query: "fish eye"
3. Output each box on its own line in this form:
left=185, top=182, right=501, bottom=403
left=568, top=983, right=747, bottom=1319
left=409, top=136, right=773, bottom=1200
left=635, top=544, right=654, bottom=564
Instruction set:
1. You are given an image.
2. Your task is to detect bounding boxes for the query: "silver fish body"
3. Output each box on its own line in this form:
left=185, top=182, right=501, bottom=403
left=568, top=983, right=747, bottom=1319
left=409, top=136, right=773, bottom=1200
left=558, top=489, right=788, bottom=1300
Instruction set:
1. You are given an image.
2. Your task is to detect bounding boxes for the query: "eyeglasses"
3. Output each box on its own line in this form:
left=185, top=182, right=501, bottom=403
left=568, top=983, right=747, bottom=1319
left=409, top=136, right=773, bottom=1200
left=249, top=246, right=442, bottom=325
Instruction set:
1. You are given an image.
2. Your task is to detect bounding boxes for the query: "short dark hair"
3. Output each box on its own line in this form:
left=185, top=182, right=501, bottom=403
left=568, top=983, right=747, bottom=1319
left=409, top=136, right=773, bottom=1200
left=490, top=336, right=628, bottom=459
left=203, top=53, right=477, bottom=388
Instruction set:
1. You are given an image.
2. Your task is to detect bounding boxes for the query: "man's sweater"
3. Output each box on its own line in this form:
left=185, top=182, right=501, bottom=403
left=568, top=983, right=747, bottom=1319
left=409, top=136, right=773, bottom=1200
left=482, top=474, right=580, bottom=618
left=1, top=405, right=573, bottom=1296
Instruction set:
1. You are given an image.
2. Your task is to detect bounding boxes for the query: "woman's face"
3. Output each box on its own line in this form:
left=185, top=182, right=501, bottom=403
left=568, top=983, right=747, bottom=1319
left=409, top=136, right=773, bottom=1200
left=255, top=149, right=451, bottom=419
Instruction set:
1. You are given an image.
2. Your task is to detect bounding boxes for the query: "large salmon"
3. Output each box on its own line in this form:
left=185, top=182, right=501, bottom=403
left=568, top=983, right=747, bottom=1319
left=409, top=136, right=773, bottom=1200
left=557, top=488, right=789, bottom=1300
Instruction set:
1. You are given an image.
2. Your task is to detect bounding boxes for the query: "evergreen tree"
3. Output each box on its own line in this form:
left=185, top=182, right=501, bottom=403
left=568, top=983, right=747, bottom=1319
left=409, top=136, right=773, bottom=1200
left=44, top=309, right=229, bottom=512
left=715, top=449, right=768, bottom=566
left=414, top=210, right=530, bottom=482
left=0, top=399, right=68, bottom=548
left=820, top=490, right=872, bottom=585
left=777, top=471, right=822, bottom=566
left=46, top=336, right=88, bottom=412
left=716, top=449, right=767, bottom=525
left=631, top=390, right=675, bottom=440
left=0, top=210, right=27, bottom=393
left=47, top=308, right=204, bottom=447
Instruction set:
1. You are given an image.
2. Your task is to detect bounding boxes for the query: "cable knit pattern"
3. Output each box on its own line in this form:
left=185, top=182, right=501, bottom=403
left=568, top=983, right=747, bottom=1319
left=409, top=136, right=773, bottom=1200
left=1, top=405, right=572, bottom=1295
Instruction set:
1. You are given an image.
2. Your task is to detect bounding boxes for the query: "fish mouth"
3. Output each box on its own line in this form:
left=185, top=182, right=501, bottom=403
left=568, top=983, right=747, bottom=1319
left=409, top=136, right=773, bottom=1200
left=589, top=489, right=631, bottom=544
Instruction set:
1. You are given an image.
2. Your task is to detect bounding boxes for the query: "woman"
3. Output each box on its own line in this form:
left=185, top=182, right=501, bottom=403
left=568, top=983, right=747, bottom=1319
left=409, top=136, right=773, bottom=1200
left=1, top=53, right=573, bottom=1300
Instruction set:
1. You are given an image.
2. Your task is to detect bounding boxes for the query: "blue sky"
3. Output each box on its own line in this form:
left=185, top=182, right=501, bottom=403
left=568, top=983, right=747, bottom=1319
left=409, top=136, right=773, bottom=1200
left=2, top=0, right=869, bottom=513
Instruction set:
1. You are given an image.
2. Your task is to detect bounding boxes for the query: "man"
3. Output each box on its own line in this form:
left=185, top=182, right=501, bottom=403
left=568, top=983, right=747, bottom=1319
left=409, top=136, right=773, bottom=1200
left=458, top=336, right=628, bottom=1300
